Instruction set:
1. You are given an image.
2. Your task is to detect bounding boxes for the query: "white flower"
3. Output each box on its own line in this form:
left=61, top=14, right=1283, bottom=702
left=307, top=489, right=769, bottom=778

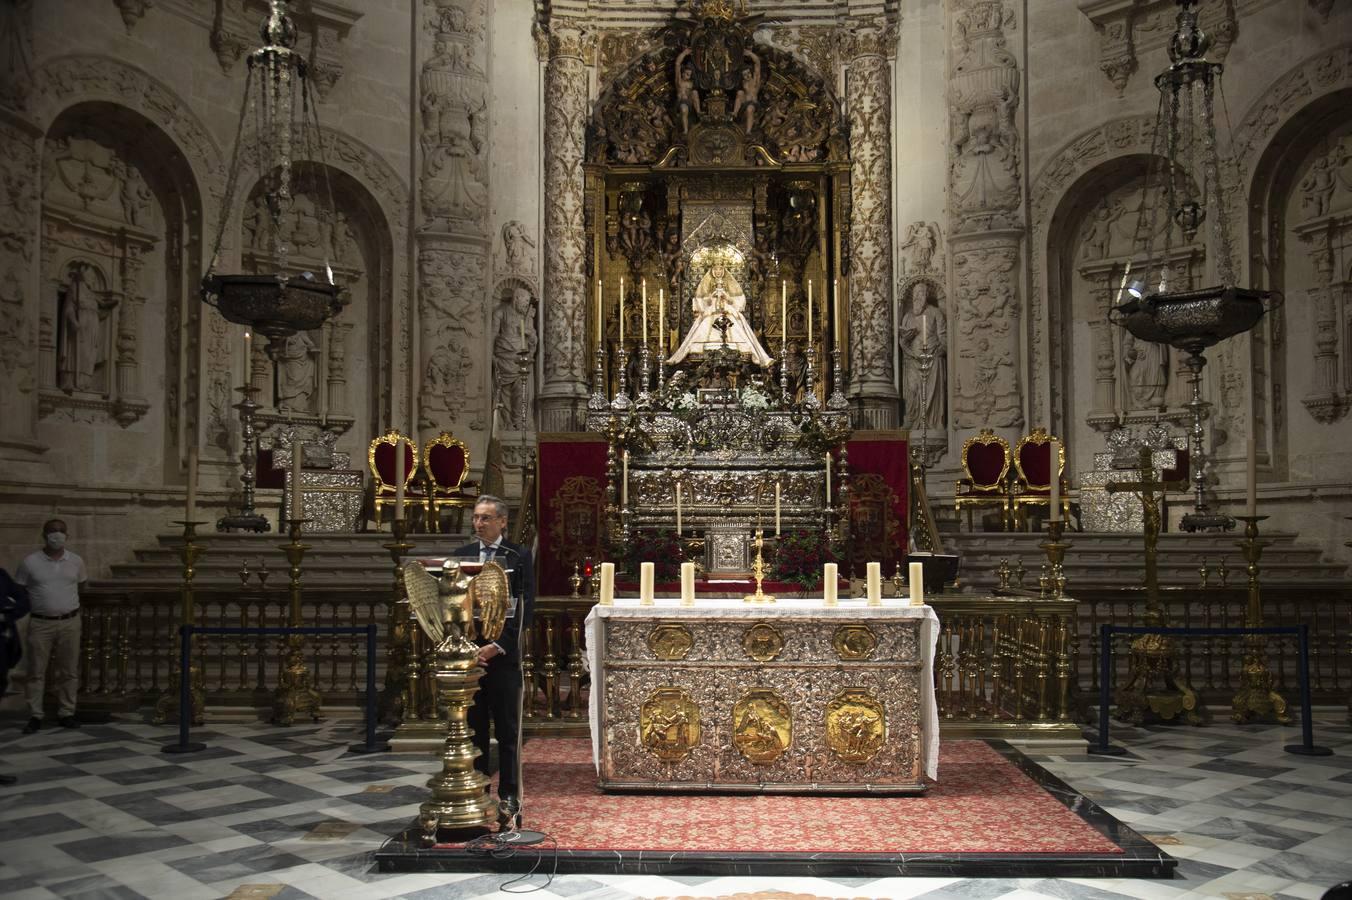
left=674, top=391, right=700, bottom=411
left=739, top=386, right=770, bottom=410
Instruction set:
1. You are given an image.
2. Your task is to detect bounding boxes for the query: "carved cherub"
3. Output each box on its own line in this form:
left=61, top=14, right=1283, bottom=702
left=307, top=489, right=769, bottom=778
left=674, top=48, right=702, bottom=133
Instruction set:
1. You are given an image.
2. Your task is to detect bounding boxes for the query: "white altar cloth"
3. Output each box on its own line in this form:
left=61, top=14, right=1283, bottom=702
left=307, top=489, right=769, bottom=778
left=585, top=597, right=940, bottom=782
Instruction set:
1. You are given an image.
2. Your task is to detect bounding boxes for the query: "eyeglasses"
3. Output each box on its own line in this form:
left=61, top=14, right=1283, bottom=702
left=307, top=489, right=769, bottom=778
left=471, top=514, right=504, bottom=523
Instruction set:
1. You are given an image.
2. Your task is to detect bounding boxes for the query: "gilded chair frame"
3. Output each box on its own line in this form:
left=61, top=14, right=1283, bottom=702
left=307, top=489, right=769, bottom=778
left=424, top=432, right=477, bottom=534
left=1011, top=427, right=1070, bottom=529
left=954, top=428, right=1013, bottom=531
left=369, top=430, right=428, bottom=530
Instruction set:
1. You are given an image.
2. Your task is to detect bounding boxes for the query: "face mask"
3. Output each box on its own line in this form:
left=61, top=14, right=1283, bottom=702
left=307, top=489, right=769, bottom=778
left=45, top=532, right=66, bottom=550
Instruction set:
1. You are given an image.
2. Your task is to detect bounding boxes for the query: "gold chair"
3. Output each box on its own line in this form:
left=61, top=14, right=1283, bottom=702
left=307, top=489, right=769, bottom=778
left=1011, top=427, right=1070, bottom=529
left=369, top=430, right=427, bottom=529
left=424, top=432, right=479, bottom=534
left=954, top=429, right=1013, bottom=531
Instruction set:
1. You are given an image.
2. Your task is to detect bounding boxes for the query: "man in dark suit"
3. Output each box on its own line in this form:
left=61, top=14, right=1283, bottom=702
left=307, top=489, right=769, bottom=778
left=452, top=494, right=534, bottom=822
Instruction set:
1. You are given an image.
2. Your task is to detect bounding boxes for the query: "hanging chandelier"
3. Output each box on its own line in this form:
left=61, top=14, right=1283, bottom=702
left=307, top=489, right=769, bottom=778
left=1108, top=0, right=1279, bottom=532
left=200, top=0, right=343, bottom=357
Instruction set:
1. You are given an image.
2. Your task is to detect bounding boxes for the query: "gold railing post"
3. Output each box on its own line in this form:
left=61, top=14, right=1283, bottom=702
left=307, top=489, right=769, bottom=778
left=154, top=521, right=207, bottom=725
left=1231, top=514, right=1290, bottom=723
left=272, top=518, right=322, bottom=725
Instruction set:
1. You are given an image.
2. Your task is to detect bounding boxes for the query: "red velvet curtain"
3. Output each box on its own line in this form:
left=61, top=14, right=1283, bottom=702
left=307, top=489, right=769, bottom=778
left=845, top=430, right=910, bottom=576
left=537, top=434, right=609, bottom=596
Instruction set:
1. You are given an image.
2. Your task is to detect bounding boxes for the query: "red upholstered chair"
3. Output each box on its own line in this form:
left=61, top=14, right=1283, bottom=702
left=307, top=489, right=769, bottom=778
left=1011, top=427, right=1070, bottom=530
left=954, top=429, right=1013, bottom=531
left=424, top=432, right=479, bottom=534
left=369, top=431, right=426, bottom=530
left=1160, top=446, right=1190, bottom=530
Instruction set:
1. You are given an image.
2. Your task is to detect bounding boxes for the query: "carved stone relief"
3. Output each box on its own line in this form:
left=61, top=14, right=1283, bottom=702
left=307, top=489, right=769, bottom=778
left=0, top=117, right=39, bottom=446
left=418, top=243, right=486, bottom=432
left=208, top=0, right=361, bottom=97
left=419, top=0, right=489, bottom=233
left=952, top=243, right=1022, bottom=428
left=1079, top=0, right=1252, bottom=94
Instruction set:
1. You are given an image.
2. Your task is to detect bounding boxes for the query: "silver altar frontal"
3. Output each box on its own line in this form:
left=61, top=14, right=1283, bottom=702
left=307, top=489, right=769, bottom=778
left=585, top=599, right=939, bottom=794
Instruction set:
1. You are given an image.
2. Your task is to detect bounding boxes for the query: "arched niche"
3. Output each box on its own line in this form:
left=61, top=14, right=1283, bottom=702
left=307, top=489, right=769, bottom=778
left=1044, top=153, right=1205, bottom=480
left=231, top=161, right=395, bottom=469
left=1247, top=85, right=1352, bottom=476
left=35, top=100, right=204, bottom=487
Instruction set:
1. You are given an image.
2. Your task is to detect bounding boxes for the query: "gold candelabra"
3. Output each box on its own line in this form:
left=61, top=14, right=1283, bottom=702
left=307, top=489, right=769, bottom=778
left=743, top=529, right=776, bottom=604
left=153, top=520, right=207, bottom=726
left=379, top=517, right=415, bottom=725
left=272, top=518, right=323, bottom=725
left=1230, top=515, right=1290, bottom=724
left=1039, top=519, right=1070, bottom=598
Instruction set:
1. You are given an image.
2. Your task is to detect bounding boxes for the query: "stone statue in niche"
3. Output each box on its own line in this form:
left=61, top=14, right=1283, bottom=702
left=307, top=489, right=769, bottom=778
left=500, top=220, right=536, bottom=275
left=1081, top=201, right=1123, bottom=260
left=275, top=331, right=318, bottom=412
left=1121, top=332, right=1168, bottom=409
left=492, top=286, right=537, bottom=430
left=56, top=264, right=104, bottom=394
left=422, top=327, right=473, bottom=406
left=668, top=259, right=774, bottom=368
left=900, top=221, right=939, bottom=275
left=899, top=280, right=947, bottom=431
left=244, top=194, right=270, bottom=249
left=674, top=48, right=702, bottom=133
left=1299, top=150, right=1339, bottom=218
left=731, top=50, right=762, bottom=134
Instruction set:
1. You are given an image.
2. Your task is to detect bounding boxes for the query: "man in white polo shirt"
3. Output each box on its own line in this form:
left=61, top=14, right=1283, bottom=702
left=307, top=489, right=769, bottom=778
left=14, top=518, right=88, bottom=734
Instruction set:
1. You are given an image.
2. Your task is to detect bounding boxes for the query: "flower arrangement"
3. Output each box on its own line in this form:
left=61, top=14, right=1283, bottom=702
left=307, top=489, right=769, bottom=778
left=673, top=391, right=700, bottom=413
left=622, top=528, right=686, bottom=581
left=772, top=528, right=837, bottom=590
left=739, top=384, right=771, bottom=411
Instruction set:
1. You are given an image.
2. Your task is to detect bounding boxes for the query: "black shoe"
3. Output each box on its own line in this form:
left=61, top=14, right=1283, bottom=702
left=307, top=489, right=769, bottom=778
left=57, top=716, right=80, bottom=729
left=21, top=717, right=40, bottom=734
left=0, top=774, right=16, bottom=785
left=497, top=794, right=521, bottom=831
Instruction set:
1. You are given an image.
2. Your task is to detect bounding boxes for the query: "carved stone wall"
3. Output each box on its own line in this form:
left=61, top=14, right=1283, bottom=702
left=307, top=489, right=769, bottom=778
left=947, top=0, right=1024, bottom=435
left=844, top=18, right=899, bottom=430
left=538, top=22, right=591, bottom=433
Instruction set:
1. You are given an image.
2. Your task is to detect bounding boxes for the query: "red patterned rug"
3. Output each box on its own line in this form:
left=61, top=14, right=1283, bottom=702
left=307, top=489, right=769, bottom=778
left=438, top=738, right=1122, bottom=855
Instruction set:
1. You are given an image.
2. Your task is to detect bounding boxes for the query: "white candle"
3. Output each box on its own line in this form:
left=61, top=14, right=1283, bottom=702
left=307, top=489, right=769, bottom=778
left=781, top=280, right=787, bottom=338
left=639, top=561, right=655, bottom=606
left=1246, top=433, right=1257, bottom=517
left=658, top=288, right=665, bottom=352
left=291, top=437, right=304, bottom=521
left=680, top=562, right=696, bottom=606
left=921, top=315, right=929, bottom=345
left=599, top=562, right=615, bottom=606
left=1049, top=438, right=1061, bottom=522
left=393, top=437, right=405, bottom=521
left=823, top=562, right=838, bottom=606
left=825, top=452, right=832, bottom=504
left=619, top=278, right=625, bottom=344
left=621, top=449, right=629, bottom=506
left=866, top=562, right=882, bottom=606
left=185, top=446, right=198, bottom=522
left=641, top=278, right=648, bottom=346
left=775, top=480, right=781, bottom=536
left=675, top=482, right=682, bottom=535
left=244, top=330, right=252, bottom=377
left=833, top=278, right=840, bottom=336
left=909, top=561, right=925, bottom=607
left=596, top=279, right=602, bottom=347
left=807, top=280, right=813, bottom=344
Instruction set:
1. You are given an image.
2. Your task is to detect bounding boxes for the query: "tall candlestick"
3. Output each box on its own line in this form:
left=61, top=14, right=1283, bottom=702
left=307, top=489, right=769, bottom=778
left=621, top=449, right=629, bottom=506
left=909, top=561, right=925, bottom=607
left=775, top=480, right=781, bottom=536
left=675, top=481, right=682, bottom=535
left=781, top=280, right=787, bottom=338
left=639, top=561, right=655, bottom=606
left=823, top=562, right=838, bottom=606
left=641, top=279, right=648, bottom=346
left=1049, top=438, right=1061, bottom=521
left=393, top=437, right=405, bottom=521
left=807, top=280, right=813, bottom=344
left=1246, top=433, right=1257, bottom=517
left=866, top=561, right=882, bottom=606
left=599, top=561, right=615, bottom=606
left=291, top=437, right=304, bottom=520
left=680, top=562, right=695, bottom=606
left=619, top=278, right=625, bottom=344
left=658, top=288, right=665, bottom=352
left=185, top=446, right=198, bottom=522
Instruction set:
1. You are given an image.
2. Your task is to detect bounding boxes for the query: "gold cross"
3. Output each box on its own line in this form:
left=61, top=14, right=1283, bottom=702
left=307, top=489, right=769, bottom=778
left=1106, top=446, right=1187, bottom=618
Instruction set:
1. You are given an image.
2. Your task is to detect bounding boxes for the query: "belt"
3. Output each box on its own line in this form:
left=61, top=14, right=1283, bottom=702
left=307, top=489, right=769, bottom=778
left=31, top=610, right=80, bottom=621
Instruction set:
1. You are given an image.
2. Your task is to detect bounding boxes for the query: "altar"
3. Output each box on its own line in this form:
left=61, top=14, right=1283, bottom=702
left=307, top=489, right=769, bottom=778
left=585, top=598, right=938, bottom=794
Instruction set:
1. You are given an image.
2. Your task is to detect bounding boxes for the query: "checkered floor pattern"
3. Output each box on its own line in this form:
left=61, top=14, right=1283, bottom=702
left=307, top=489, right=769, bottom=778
left=0, top=710, right=1348, bottom=899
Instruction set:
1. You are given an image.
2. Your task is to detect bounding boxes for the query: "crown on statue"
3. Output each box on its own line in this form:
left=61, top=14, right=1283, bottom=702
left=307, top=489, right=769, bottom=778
left=693, top=0, right=741, bottom=21
left=691, top=244, right=744, bottom=271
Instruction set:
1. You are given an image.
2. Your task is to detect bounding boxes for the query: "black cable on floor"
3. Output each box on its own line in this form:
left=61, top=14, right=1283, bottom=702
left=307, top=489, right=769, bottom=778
left=463, top=831, right=559, bottom=893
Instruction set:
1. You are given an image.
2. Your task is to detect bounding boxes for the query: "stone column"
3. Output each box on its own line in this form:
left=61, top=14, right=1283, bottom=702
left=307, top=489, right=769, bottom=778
left=0, top=107, right=45, bottom=469
left=844, top=17, right=899, bottom=430
left=415, top=0, right=492, bottom=442
left=326, top=320, right=350, bottom=415
left=947, top=0, right=1025, bottom=436
left=537, top=22, right=591, bottom=433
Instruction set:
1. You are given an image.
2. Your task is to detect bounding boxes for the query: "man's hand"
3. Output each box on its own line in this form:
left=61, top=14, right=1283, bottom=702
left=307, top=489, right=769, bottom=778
left=477, top=644, right=501, bottom=667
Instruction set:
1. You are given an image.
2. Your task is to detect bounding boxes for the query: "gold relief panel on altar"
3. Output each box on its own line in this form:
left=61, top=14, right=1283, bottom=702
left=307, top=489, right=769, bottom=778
left=639, top=687, right=702, bottom=762
left=732, top=689, right=792, bottom=765
left=825, top=689, right=886, bottom=764
left=647, top=623, right=695, bottom=660
left=832, top=624, right=878, bottom=661
left=741, top=622, right=784, bottom=661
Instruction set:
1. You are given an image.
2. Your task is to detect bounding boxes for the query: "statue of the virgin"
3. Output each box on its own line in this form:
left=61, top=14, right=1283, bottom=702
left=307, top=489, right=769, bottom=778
left=667, top=260, right=773, bottom=367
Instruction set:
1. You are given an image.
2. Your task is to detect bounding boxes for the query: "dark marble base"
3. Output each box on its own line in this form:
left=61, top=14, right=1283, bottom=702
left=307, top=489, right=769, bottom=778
left=374, top=741, right=1177, bottom=879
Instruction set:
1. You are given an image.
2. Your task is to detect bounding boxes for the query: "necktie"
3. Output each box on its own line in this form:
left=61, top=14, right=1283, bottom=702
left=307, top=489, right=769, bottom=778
left=482, top=544, right=496, bottom=563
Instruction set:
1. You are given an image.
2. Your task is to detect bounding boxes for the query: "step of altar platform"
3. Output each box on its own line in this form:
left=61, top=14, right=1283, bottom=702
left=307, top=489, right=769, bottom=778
left=100, top=530, right=473, bottom=589
left=943, top=530, right=1348, bottom=592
